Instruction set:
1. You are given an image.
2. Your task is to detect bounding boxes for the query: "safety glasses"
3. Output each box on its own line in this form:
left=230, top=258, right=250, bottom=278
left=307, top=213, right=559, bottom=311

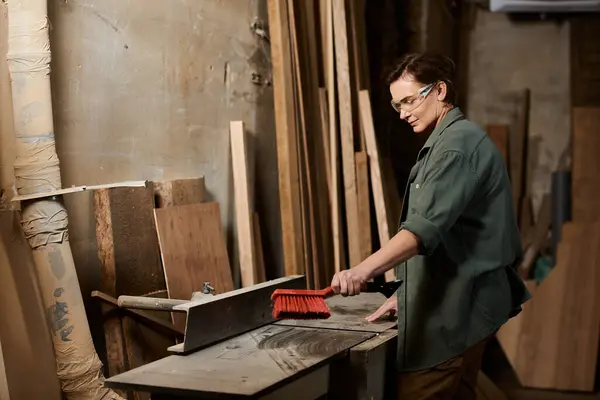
left=390, top=82, right=435, bottom=114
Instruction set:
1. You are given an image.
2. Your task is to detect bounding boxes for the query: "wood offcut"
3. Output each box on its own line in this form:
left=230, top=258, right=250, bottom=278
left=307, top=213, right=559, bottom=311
left=154, top=202, right=234, bottom=330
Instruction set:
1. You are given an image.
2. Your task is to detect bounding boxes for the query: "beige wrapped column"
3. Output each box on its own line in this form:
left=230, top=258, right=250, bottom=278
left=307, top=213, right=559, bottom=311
left=6, top=0, right=122, bottom=398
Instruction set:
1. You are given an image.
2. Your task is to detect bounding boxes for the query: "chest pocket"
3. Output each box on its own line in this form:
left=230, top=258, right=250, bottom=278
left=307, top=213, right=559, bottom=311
left=407, top=182, right=420, bottom=217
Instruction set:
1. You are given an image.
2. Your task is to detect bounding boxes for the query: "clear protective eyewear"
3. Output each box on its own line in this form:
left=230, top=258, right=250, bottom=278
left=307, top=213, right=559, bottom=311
left=390, top=82, right=435, bottom=114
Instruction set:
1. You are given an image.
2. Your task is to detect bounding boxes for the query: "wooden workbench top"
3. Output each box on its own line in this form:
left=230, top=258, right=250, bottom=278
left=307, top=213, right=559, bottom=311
left=105, top=324, right=374, bottom=397
left=274, top=292, right=396, bottom=333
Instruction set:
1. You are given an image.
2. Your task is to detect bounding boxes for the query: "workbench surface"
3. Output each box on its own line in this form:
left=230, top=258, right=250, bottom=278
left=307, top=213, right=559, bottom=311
left=105, top=325, right=374, bottom=397
left=105, top=292, right=397, bottom=398
left=275, top=292, right=396, bottom=332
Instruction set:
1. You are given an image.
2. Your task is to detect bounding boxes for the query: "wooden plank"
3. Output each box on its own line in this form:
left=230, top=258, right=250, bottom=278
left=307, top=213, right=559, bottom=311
left=105, top=325, right=374, bottom=397
left=266, top=0, right=305, bottom=277
left=100, top=186, right=166, bottom=297
left=359, top=91, right=395, bottom=281
left=93, top=189, right=128, bottom=378
left=154, top=202, right=234, bottom=330
left=171, top=275, right=306, bottom=354
left=153, top=178, right=205, bottom=208
left=289, top=0, right=318, bottom=289
left=253, top=212, right=267, bottom=283
left=348, top=0, right=368, bottom=151
left=319, top=87, right=332, bottom=193
left=486, top=124, right=509, bottom=167
left=327, top=0, right=345, bottom=274
left=333, top=0, right=361, bottom=267
left=510, top=89, right=530, bottom=223
left=295, top=2, right=334, bottom=288
left=572, top=107, right=600, bottom=222
left=93, top=185, right=173, bottom=393
left=230, top=121, right=258, bottom=288
left=355, top=151, right=372, bottom=261
left=513, top=223, right=600, bottom=391
left=11, top=180, right=146, bottom=202
left=275, top=292, right=396, bottom=333
left=570, top=14, right=600, bottom=107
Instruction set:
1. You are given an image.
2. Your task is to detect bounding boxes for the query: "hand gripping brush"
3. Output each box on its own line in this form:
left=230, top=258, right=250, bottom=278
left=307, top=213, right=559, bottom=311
left=270, top=279, right=403, bottom=320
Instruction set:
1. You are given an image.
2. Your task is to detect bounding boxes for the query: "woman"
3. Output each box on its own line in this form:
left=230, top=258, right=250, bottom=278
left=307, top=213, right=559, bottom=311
left=330, top=52, right=531, bottom=399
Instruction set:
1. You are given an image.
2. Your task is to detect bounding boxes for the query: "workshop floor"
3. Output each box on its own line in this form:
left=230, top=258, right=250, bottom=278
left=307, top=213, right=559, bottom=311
left=482, top=339, right=600, bottom=400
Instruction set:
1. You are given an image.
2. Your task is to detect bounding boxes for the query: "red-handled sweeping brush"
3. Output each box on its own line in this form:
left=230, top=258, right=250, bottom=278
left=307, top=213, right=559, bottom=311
left=271, top=279, right=403, bottom=320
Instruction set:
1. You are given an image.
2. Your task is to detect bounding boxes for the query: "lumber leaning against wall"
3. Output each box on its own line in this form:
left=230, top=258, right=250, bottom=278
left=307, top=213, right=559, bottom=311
left=6, top=1, right=121, bottom=398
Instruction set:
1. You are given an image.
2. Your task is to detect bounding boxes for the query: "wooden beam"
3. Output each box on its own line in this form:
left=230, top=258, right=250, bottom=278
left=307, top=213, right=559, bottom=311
left=266, top=0, right=305, bottom=276
left=230, top=121, right=259, bottom=287
left=355, top=151, right=372, bottom=261
left=93, top=189, right=129, bottom=377
left=359, top=90, right=395, bottom=281
left=326, top=0, right=346, bottom=274
left=333, top=0, right=361, bottom=267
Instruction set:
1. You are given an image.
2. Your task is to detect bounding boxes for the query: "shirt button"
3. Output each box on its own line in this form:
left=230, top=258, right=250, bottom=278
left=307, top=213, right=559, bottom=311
left=416, top=184, right=420, bottom=189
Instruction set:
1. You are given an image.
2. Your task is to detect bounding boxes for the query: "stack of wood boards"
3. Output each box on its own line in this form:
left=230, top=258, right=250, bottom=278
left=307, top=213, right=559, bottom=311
left=495, top=107, right=600, bottom=392
left=92, top=177, right=250, bottom=398
left=267, top=0, right=398, bottom=288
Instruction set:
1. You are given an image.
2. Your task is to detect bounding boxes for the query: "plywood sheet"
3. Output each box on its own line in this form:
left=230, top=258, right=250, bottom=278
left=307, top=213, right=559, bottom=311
left=105, top=325, right=373, bottom=397
left=512, top=222, right=600, bottom=391
left=275, top=292, right=396, bottom=333
left=154, top=202, right=234, bottom=329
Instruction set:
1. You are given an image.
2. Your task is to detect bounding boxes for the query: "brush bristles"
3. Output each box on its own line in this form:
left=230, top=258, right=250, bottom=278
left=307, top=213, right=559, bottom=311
left=272, top=294, right=331, bottom=320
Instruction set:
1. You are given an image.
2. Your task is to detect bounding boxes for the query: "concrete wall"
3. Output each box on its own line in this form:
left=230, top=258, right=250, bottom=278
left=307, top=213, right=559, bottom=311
left=0, top=0, right=280, bottom=365
left=465, top=9, right=571, bottom=212
left=1, top=0, right=280, bottom=282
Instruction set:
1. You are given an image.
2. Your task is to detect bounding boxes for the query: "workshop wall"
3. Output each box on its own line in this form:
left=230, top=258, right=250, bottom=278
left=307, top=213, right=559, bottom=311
left=0, top=0, right=280, bottom=291
left=0, top=0, right=280, bottom=371
left=465, top=9, right=571, bottom=213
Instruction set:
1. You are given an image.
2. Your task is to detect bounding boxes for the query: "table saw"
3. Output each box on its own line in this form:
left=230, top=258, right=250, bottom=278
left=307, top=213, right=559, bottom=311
left=104, top=276, right=399, bottom=399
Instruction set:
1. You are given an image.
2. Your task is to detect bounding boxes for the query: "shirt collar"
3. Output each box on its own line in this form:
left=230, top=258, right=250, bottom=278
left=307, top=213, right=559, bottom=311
left=421, top=107, right=465, bottom=151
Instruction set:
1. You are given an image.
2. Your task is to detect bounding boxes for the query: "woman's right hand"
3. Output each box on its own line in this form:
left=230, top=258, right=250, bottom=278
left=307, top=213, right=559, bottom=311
left=365, top=296, right=397, bottom=322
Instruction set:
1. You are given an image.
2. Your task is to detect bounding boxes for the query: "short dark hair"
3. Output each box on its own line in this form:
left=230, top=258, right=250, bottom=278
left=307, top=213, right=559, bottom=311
left=386, top=52, right=457, bottom=105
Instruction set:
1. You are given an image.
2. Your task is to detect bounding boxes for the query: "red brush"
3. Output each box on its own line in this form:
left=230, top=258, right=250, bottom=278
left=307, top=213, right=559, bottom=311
left=270, top=279, right=403, bottom=320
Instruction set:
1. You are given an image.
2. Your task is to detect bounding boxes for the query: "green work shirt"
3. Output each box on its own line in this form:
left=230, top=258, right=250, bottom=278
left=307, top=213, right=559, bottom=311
left=395, top=107, right=531, bottom=371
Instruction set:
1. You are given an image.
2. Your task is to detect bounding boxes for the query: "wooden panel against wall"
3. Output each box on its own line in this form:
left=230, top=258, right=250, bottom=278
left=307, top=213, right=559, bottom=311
left=0, top=212, right=62, bottom=400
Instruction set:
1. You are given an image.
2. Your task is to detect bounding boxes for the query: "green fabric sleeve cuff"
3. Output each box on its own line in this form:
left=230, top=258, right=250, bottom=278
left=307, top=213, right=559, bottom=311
left=400, top=212, right=442, bottom=256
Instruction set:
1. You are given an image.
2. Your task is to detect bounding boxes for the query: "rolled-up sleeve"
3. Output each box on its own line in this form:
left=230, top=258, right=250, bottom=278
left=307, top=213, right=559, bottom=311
left=401, top=150, right=479, bottom=255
